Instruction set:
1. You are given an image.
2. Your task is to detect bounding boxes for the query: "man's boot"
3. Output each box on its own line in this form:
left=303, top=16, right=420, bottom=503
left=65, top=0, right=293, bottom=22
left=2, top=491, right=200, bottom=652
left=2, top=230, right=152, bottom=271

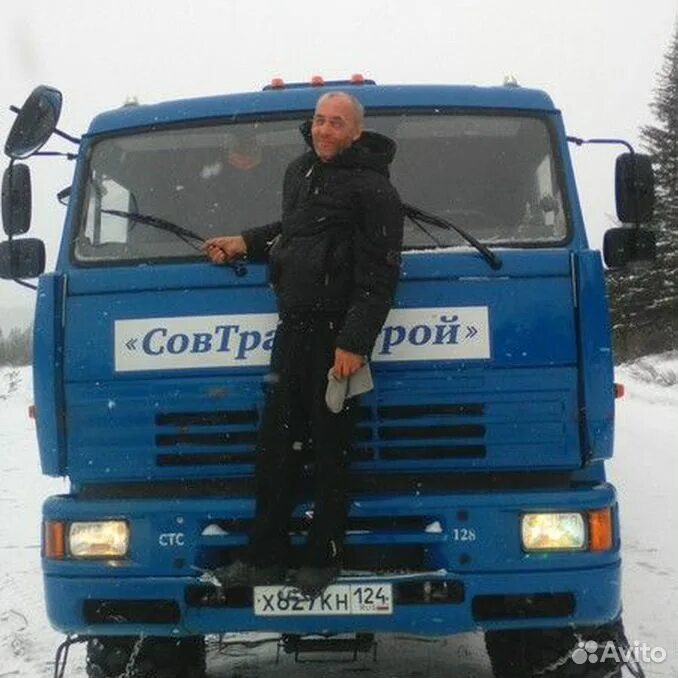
left=214, top=560, right=285, bottom=588
left=288, top=564, right=340, bottom=598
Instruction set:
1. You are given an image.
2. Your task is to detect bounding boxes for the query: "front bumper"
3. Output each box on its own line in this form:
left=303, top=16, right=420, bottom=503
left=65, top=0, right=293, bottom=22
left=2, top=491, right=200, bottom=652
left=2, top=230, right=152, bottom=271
left=45, top=563, right=621, bottom=637
left=42, top=485, right=622, bottom=637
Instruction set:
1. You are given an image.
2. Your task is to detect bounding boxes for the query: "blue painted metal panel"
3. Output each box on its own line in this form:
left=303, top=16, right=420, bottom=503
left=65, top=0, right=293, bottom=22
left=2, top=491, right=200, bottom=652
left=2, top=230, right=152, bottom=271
left=63, top=250, right=576, bottom=383
left=574, top=251, right=615, bottom=461
left=42, top=487, right=620, bottom=635
left=43, top=488, right=618, bottom=575
left=32, top=273, right=67, bottom=476
left=86, top=85, right=557, bottom=137
left=63, top=249, right=572, bottom=295
left=35, top=80, right=626, bottom=641
left=60, top=247, right=583, bottom=479
left=63, top=365, right=581, bottom=482
left=44, top=565, right=621, bottom=636
left=552, top=114, right=589, bottom=251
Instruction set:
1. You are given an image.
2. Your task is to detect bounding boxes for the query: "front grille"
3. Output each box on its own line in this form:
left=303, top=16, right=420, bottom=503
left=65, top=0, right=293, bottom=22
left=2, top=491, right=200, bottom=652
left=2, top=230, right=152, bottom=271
left=155, top=408, right=258, bottom=449
left=153, top=400, right=487, bottom=466
left=203, top=515, right=433, bottom=533
left=193, top=509, right=445, bottom=575
left=70, top=366, right=579, bottom=483
left=341, top=545, right=429, bottom=571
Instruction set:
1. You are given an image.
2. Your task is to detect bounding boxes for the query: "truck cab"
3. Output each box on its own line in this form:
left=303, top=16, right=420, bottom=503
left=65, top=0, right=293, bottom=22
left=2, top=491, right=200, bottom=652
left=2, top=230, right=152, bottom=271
left=0, top=79, right=655, bottom=677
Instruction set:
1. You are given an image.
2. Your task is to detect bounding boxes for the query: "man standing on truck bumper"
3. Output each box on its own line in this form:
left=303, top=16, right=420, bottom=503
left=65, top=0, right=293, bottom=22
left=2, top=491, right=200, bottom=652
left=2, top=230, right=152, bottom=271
left=205, top=91, right=404, bottom=596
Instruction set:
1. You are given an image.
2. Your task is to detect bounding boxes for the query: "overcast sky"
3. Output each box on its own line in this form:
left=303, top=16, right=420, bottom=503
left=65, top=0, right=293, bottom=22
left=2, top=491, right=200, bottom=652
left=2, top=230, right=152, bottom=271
left=1, top=0, right=676, bottom=314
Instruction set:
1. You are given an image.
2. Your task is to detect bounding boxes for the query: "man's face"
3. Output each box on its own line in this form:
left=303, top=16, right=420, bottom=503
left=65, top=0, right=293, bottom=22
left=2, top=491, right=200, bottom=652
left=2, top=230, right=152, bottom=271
left=311, top=95, right=362, bottom=162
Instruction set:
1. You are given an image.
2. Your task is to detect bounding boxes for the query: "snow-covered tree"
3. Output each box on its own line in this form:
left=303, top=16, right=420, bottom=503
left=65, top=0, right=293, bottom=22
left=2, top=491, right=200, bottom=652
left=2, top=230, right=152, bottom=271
left=641, top=23, right=678, bottom=226
left=0, top=326, right=32, bottom=366
left=607, top=22, right=678, bottom=362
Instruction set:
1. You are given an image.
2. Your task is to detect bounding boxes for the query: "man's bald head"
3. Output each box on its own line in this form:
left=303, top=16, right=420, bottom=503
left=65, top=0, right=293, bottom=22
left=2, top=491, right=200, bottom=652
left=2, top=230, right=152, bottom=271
left=311, top=91, right=364, bottom=162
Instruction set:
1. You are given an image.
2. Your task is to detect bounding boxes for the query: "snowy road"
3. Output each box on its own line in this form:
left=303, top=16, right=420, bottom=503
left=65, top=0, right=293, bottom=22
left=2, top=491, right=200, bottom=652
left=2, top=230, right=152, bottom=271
left=0, top=358, right=675, bottom=677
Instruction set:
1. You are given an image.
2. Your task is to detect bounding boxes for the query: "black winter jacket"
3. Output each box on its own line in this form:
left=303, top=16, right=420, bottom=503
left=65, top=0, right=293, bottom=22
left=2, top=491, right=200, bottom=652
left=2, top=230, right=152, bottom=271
left=241, top=125, right=403, bottom=357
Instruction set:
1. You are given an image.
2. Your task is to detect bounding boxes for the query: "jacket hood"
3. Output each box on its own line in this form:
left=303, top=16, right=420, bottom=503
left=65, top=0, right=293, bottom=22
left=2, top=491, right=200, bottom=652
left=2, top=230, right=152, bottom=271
left=299, top=120, right=397, bottom=176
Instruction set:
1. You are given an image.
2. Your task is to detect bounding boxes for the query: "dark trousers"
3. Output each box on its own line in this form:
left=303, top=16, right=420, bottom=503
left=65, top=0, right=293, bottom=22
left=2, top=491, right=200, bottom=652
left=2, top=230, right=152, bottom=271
left=246, top=316, right=357, bottom=568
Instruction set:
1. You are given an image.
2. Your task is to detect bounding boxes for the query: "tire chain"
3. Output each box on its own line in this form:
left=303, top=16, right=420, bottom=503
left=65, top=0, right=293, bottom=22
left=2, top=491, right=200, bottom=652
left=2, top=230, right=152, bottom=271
left=531, top=627, right=646, bottom=678
left=532, top=631, right=586, bottom=676
left=121, top=634, right=145, bottom=678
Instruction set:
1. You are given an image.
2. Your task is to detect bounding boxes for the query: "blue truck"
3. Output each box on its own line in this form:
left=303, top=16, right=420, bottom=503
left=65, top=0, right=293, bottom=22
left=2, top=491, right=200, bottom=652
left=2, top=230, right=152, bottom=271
left=0, top=79, right=656, bottom=677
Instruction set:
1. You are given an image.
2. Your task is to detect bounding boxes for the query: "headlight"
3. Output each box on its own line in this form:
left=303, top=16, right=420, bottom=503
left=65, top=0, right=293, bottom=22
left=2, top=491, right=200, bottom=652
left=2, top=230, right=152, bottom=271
left=68, top=521, right=130, bottom=558
left=521, top=512, right=586, bottom=551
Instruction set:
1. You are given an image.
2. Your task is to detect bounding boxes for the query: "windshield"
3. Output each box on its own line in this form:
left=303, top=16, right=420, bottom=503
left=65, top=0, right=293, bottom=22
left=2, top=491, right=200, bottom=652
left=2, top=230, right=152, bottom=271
left=74, top=112, right=569, bottom=263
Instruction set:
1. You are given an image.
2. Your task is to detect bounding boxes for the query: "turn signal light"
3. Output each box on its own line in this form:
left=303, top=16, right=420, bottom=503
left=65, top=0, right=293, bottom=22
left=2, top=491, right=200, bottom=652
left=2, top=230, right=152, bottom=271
left=44, top=520, right=66, bottom=559
left=588, top=508, right=613, bottom=551
left=614, top=383, right=625, bottom=398
left=28, top=404, right=36, bottom=420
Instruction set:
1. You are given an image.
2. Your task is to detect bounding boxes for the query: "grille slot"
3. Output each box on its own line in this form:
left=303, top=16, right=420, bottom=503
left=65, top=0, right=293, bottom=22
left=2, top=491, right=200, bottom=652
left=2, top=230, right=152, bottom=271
left=157, top=448, right=373, bottom=467
left=156, top=431, right=257, bottom=447
left=377, top=404, right=484, bottom=419
left=196, top=515, right=441, bottom=574
left=378, top=424, right=485, bottom=440
left=155, top=408, right=260, bottom=448
left=379, top=445, right=485, bottom=460
left=201, top=515, right=435, bottom=534
left=156, top=410, right=258, bottom=426
left=157, top=452, right=254, bottom=466
left=196, top=544, right=431, bottom=573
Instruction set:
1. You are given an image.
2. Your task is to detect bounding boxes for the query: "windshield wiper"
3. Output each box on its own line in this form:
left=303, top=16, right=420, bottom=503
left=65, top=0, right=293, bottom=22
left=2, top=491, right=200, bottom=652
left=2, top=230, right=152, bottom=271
left=402, top=203, right=503, bottom=271
left=100, top=208, right=247, bottom=276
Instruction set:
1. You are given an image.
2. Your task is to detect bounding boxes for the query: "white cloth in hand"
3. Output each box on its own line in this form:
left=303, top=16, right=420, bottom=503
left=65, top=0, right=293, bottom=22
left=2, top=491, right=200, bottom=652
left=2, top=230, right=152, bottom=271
left=325, top=363, right=374, bottom=414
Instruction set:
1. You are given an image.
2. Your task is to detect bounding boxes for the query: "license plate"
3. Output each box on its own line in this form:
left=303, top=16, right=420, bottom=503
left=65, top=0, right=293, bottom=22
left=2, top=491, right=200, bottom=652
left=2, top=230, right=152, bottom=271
left=253, top=583, right=393, bottom=616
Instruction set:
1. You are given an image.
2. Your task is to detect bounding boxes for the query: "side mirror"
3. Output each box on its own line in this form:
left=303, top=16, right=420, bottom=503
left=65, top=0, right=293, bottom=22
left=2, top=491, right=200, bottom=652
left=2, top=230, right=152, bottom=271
left=615, top=153, right=654, bottom=223
left=0, top=238, right=46, bottom=279
left=2, top=164, right=32, bottom=235
left=5, top=86, right=63, bottom=160
left=603, top=226, right=656, bottom=269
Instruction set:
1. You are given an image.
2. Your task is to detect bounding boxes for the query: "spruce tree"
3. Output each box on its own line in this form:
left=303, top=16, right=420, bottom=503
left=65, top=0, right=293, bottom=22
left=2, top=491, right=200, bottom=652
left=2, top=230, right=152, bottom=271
left=641, top=24, right=678, bottom=226
left=607, top=22, right=678, bottom=361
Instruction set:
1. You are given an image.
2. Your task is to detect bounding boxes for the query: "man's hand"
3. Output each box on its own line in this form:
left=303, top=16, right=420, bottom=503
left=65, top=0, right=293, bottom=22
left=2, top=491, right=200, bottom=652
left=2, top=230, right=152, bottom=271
left=204, top=235, right=247, bottom=264
left=332, top=348, right=364, bottom=379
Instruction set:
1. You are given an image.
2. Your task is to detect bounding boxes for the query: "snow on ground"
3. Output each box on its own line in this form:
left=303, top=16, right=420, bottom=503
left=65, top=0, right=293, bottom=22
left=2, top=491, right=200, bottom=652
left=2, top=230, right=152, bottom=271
left=0, top=357, right=676, bottom=677
left=609, top=352, right=678, bottom=676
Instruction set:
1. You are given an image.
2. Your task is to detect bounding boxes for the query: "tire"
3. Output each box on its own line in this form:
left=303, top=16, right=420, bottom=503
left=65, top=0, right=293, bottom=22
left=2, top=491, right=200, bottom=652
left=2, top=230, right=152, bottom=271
left=484, top=619, right=625, bottom=677
left=86, top=635, right=206, bottom=678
